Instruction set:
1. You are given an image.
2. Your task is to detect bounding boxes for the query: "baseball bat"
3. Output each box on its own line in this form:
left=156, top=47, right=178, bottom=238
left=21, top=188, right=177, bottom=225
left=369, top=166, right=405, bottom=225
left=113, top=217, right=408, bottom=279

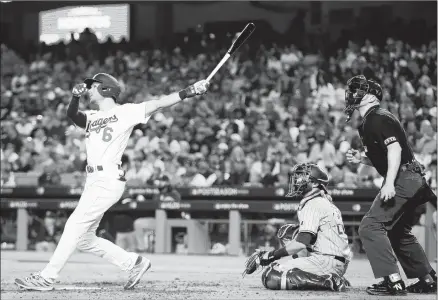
left=206, top=22, right=256, bottom=82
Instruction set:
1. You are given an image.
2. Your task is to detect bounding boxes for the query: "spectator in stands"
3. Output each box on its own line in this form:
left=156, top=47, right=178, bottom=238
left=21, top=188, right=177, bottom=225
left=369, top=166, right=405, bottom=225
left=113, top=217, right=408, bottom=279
left=125, top=152, right=151, bottom=187
left=308, top=128, right=336, bottom=169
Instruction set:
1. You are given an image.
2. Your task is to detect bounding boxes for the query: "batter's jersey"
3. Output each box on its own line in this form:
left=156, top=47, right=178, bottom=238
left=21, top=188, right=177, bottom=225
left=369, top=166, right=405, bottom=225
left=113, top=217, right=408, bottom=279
left=297, top=191, right=352, bottom=261
left=84, top=102, right=152, bottom=166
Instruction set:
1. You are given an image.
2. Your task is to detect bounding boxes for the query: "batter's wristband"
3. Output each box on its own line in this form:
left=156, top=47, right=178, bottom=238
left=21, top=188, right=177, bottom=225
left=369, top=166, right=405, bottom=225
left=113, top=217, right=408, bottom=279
left=178, top=89, right=188, bottom=100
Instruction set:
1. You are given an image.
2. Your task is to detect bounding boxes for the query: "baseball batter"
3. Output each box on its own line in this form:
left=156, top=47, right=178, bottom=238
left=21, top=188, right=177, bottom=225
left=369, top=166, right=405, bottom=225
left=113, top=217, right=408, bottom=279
left=243, top=163, right=352, bottom=291
left=15, top=73, right=210, bottom=291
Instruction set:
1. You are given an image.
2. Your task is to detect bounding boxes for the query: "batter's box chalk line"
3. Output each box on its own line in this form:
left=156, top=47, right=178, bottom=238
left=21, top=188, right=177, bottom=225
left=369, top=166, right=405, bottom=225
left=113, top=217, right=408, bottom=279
left=54, top=286, right=102, bottom=290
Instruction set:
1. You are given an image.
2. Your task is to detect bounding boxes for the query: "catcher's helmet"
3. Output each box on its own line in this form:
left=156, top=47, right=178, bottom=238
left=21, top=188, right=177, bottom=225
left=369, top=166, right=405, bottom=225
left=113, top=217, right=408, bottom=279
left=367, top=79, right=383, bottom=101
left=84, top=73, right=121, bottom=100
left=286, top=163, right=329, bottom=198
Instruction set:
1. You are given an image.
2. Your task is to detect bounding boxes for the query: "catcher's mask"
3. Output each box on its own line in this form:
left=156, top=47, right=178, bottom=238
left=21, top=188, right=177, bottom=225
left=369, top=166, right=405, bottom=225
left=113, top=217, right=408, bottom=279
left=344, top=75, right=369, bottom=121
left=84, top=73, right=121, bottom=101
left=286, top=163, right=329, bottom=198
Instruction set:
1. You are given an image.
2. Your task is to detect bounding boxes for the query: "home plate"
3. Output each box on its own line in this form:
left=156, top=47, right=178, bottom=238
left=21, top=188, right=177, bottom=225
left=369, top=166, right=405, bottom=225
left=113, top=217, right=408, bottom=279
left=55, top=286, right=102, bottom=290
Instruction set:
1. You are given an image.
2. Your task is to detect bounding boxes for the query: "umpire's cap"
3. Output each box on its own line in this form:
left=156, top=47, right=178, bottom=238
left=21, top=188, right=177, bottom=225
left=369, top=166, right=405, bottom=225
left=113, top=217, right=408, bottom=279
left=84, top=73, right=122, bottom=100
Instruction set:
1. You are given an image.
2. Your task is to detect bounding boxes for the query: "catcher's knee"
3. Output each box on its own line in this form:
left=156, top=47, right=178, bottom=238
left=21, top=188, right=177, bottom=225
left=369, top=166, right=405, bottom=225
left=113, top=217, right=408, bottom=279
left=261, top=264, right=283, bottom=290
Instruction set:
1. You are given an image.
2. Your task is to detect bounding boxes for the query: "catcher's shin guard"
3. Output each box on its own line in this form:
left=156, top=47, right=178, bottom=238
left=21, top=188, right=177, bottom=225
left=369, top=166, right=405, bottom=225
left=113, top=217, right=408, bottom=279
left=262, top=266, right=340, bottom=291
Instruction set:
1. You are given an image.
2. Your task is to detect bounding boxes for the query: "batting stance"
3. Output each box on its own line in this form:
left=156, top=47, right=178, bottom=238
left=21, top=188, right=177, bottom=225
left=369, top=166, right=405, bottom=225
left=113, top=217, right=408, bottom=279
left=15, top=73, right=210, bottom=291
left=344, top=75, right=437, bottom=296
left=243, top=163, right=352, bottom=292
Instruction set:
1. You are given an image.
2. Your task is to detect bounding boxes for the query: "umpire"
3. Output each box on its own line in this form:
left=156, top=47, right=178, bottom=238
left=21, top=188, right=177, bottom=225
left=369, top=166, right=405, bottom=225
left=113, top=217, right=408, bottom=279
left=344, top=75, right=437, bottom=296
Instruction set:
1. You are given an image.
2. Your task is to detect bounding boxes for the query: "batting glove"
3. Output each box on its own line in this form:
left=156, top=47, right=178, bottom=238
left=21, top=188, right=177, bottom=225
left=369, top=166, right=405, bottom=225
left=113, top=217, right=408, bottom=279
left=72, top=83, right=88, bottom=97
left=179, top=80, right=210, bottom=99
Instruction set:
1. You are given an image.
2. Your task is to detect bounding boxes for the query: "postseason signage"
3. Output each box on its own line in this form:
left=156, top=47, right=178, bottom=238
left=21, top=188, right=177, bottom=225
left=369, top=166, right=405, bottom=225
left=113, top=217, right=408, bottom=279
left=0, top=186, right=375, bottom=214
left=0, top=199, right=371, bottom=214
left=0, top=186, right=378, bottom=200
left=39, top=4, right=130, bottom=44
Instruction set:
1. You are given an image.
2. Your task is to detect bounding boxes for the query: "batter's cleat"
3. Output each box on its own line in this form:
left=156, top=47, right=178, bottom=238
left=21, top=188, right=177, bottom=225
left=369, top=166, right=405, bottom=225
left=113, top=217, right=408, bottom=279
left=366, top=279, right=407, bottom=296
left=406, top=279, right=437, bottom=293
left=15, top=273, right=54, bottom=291
left=124, top=256, right=151, bottom=290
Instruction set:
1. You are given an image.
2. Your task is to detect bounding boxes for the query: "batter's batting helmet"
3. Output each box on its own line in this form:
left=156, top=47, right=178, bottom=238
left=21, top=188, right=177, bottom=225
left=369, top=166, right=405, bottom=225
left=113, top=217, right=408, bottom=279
left=84, top=73, right=121, bottom=100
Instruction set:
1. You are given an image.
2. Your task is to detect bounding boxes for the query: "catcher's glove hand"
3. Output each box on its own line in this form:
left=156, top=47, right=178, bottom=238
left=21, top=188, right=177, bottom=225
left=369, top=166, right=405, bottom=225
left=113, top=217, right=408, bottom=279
left=242, top=250, right=275, bottom=278
left=72, top=83, right=88, bottom=97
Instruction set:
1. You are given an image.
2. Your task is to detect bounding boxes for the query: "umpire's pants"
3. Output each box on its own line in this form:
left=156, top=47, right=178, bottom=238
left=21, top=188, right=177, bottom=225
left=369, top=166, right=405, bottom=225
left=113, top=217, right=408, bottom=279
left=358, top=168, right=437, bottom=279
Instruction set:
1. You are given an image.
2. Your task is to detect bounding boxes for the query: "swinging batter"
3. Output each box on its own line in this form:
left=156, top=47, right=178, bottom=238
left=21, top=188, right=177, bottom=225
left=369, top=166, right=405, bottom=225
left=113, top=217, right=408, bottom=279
left=15, top=73, right=210, bottom=291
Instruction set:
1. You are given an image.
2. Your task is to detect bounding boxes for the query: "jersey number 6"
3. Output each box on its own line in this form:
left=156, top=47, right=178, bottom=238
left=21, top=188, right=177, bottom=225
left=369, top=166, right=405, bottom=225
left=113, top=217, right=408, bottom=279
left=102, top=127, right=113, bottom=142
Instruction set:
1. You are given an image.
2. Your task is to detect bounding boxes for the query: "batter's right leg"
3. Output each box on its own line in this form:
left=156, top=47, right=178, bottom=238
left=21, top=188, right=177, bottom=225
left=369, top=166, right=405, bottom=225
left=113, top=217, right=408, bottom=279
left=38, top=178, right=136, bottom=281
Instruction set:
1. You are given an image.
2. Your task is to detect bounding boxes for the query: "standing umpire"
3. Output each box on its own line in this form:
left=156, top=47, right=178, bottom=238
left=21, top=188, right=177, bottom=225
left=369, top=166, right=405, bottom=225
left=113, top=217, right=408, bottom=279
left=344, top=75, right=437, bottom=296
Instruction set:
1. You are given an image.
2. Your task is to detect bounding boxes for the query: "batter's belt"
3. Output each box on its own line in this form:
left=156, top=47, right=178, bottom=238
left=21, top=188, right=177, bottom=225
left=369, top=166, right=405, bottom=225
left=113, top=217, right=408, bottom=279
left=86, top=164, right=123, bottom=173
left=86, top=164, right=126, bottom=181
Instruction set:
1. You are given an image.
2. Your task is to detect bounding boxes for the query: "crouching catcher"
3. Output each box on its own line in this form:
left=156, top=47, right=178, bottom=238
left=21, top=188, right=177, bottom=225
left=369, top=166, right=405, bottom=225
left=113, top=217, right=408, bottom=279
left=243, top=163, right=352, bottom=292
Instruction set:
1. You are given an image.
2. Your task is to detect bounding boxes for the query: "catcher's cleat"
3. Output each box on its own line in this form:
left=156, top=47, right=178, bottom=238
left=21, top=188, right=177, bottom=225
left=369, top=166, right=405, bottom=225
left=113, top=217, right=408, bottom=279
left=124, top=256, right=151, bottom=290
left=15, top=273, right=54, bottom=291
left=366, top=279, right=407, bottom=296
left=342, top=276, right=351, bottom=287
left=406, top=279, right=437, bottom=294
left=328, top=273, right=347, bottom=292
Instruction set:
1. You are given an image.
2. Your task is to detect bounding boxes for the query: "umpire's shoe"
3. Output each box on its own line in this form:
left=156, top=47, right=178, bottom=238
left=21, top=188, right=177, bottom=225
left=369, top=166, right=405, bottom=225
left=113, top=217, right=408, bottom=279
left=406, top=279, right=437, bottom=294
left=15, top=273, right=54, bottom=291
left=366, top=278, right=407, bottom=296
left=124, top=256, right=151, bottom=290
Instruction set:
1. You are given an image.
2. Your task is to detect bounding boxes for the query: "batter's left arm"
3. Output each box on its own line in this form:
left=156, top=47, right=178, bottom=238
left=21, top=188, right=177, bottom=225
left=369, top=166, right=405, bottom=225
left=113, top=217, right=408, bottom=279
left=143, top=80, right=210, bottom=118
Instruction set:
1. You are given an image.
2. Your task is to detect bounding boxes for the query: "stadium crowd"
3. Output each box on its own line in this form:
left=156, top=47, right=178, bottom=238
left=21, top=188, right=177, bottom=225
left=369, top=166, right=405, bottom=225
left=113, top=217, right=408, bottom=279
left=1, top=28, right=437, bottom=191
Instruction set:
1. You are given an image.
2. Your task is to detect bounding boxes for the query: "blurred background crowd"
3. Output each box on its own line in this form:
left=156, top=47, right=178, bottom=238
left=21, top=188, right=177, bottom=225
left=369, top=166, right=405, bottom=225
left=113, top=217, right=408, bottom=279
left=0, top=1, right=436, bottom=255
left=1, top=26, right=436, bottom=191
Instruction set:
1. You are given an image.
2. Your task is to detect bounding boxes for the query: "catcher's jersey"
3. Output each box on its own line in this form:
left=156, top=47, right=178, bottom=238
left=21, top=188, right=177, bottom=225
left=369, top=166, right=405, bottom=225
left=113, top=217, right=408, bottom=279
left=297, top=190, right=352, bottom=261
left=84, top=102, right=151, bottom=166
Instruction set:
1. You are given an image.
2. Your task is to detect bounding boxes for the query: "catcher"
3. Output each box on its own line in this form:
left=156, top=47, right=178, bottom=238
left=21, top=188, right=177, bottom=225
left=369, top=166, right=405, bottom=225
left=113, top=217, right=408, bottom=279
left=243, top=163, right=352, bottom=291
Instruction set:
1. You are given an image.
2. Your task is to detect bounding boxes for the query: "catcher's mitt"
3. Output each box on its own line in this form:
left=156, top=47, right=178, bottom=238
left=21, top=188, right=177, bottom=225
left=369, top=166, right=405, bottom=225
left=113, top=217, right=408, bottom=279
left=242, top=250, right=265, bottom=278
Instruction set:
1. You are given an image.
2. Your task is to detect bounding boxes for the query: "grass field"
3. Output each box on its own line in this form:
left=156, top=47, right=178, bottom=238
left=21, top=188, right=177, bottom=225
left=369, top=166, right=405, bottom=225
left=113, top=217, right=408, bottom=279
left=1, top=251, right=436, bottom=300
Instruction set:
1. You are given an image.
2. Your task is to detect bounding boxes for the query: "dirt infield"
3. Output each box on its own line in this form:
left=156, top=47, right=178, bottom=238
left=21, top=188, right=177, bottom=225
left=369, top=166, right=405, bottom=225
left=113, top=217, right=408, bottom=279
left=1, top=251, right=436, bottom=300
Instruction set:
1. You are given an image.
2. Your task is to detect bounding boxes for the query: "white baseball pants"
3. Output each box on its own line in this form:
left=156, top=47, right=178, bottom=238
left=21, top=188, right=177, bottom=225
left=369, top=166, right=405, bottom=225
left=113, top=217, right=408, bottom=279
left=274, top=254, right=348, bottom=277
left=41, top=174, right=138, bottom=280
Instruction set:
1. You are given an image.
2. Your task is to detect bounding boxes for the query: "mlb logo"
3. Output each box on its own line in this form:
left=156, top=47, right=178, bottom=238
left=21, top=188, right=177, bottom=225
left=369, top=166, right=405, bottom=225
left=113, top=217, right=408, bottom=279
left=364, top=146, right=368, bottom=153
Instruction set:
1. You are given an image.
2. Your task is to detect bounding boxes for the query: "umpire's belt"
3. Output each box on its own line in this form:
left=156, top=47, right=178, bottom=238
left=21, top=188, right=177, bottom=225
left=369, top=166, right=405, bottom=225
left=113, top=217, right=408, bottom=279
left=86, top=165, right=122, bottom=173
left=400, top=160, right=425, bottom=175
